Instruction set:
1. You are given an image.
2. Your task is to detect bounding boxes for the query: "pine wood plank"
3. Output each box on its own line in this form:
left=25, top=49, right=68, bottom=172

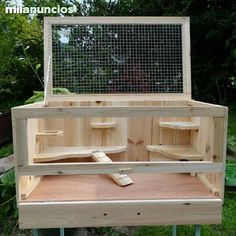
left=19, top=161, right=222, bottom=176
left=36, top=130, right=63, bottom=137
left=23, top=173, right=217, bottom=202
left=33, top=146, right=127, bottom=163
left=90, top=122, right=116, bottom=129
left=19, top=198, right=221, bottom=229
left=159, top=121, right=199, bottom=130
left=146, top=145, right=203, bottom=161
left=92, top=151, right=133, bottom=186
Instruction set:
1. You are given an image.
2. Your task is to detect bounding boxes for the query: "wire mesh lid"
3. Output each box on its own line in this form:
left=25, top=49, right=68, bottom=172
left=44, top=17, right=191, bottom=100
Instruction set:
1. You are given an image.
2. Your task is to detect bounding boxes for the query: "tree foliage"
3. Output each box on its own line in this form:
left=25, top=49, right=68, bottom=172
left=76, top=0, right=236, bottom=104
left=0, top=0, right=235, bottom=108
left=0, top=2, right=43, bottom=109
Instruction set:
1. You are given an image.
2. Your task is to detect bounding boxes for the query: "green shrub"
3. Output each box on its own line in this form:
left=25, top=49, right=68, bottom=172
left=25, top=88, right=71, bottom=104
left=0, top=143, right=13, bottom=159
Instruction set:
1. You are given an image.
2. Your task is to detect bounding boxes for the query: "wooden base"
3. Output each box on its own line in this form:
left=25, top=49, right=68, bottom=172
left=23, top=173, right=217, bottom=202
left=20, top=173, right=221, bottom=229
left=19, top=198, right=222, bottom=229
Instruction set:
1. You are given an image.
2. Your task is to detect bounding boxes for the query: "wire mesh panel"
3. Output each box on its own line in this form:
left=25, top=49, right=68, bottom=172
left=46, top=18, right=190, bottom=95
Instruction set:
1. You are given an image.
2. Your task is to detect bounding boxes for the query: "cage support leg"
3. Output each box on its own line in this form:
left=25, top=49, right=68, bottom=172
left=32, top=229, right=39, bottom=236
left=172, top=225, right=177, bottom=236
left=60, top=228, right=65, bottom=236
left=195, top=225, right=201, bottom=236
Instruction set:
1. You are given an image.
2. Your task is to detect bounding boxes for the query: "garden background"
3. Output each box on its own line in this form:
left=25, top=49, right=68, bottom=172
left=0, top=0, right=236, bottom=235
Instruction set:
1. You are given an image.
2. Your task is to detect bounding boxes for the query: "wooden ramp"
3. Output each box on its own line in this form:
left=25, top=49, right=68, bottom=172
left=92, top=151, right=133, bottom=187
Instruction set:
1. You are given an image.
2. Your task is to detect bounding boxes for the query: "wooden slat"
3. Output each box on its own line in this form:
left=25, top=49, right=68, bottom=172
left=197, top=174, right=219, bottom=196
left=92, top=151, right=133, bottom=187
left=146, top=145, right=203, bottom=161
left=44, top=16, right=190, bottom=25
left=18, top=161, right=222, bottom=176
left=19, top=199, right=222, bottom=228
left=13, top=118, right=28, bottom=166
left=159, top=121, right=199, bottom=130
left=36, top=130, right=63, bottom=137
left=20, top=176, right=42, bottom=200
left=48, top=94, right=191, bottom=102
left=90, top=122, right=116, bottom=129
left=213, top=115, right=228, bottom=199
left=12, top=105, right=226, bottom=119
left=33, top=146, right=127, bottom=163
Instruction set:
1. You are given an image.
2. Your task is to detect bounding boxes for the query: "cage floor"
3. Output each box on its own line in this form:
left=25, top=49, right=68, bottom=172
left=24, top=173, right=218, bottom=202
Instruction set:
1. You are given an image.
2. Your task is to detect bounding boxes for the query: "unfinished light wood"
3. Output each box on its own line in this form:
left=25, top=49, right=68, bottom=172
left=197, top=173, right=219, bottom=196
left=36, top=130, right=63, bottom=137
left=19, top=198, right=221, bottom=229
left=213, top=116, right=228, bottom=199
left=33, top=146, right=127, bottom=163
left=11, top=16, right=228, bottom=229
left=20, top=176, right=42, bottom=200
left=18, top=161, right=222, bottom=176
left=147, top=145, right=203, bottom=161
left=128, top=115, right=152, bottom=161
left=13, top=118, right=28, bottom=166
left=92, top=151, right=133, bottom=187
left=159, top=116, right=190, bottom=145
left=90, top=121, right=116, bottom=129
left=24, top=173, right=218, bottom=202
left=159, top=121, right=199, bottom=130
left=12, top=105, right=226, bottom=119
left=44, top=17, right=191, bottom=101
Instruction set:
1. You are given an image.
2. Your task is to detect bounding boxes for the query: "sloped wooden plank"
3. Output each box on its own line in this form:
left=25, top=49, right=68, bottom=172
left=92, top=151, right=133, bottom=187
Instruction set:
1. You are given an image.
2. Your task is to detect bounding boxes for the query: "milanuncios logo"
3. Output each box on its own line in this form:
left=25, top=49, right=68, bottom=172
left=5, top=5, right=77, bottom=14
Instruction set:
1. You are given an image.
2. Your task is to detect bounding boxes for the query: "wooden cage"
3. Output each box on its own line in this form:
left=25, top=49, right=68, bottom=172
left=12, top=17, right=228, bottom=229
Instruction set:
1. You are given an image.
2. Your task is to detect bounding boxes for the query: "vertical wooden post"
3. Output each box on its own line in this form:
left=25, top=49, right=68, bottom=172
left=213, top=108, right=228, bottom=199
left=13, top=118, right=28, bottom=166
left=12, top=115, right=28, bottom=204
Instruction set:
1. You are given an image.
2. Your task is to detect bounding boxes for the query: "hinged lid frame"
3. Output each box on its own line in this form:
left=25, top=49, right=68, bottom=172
left=44, top=17, right=191, bottom=102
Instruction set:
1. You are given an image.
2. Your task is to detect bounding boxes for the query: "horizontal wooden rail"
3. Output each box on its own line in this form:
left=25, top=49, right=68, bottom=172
left=19, top=199, right=222, bottom=228
left=18, top=161, right=223, bottom=176
left=12, top=106, right=226, bottom=119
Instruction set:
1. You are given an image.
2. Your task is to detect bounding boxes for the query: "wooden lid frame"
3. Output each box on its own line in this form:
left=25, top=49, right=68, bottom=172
left=44, top=17, right=191, bottom=101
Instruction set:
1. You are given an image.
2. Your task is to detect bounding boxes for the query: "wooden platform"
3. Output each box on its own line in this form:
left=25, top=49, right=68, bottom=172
left=159, top=121, right=199, bottom=130
left=34, top=146, right=127, bottom=163
left=24, top=173, right=217, bottom=202
left=146, top=145, right=203, bottom=161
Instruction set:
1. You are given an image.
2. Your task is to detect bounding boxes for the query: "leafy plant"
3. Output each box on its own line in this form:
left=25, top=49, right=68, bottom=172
left=0, top=143, right=13, bottom=159
left=0, top=168, right=17, bottom=221
left=225, top=164, right=236, bottom=187
left=25, top=88, right=71, bottom=104
left=227, top=135, right=236, bottom=154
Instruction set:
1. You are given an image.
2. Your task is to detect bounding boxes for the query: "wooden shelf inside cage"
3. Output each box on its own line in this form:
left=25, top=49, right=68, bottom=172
left=23, top=173, right=218, bottom=202
left=159, top=122, right=199, bottom=130
left=90, top=122, right=117, bottom=129
left=36, top=130, right=63, bottom=137
left=33, top=146, right=127, bottom=163
left=146, top=145, right=203, bottom=161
